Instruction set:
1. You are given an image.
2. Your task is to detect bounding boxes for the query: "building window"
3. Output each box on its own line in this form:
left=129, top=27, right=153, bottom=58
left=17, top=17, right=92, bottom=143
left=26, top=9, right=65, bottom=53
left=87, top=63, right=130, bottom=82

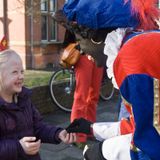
left=41, top=0, right=57, bottom=42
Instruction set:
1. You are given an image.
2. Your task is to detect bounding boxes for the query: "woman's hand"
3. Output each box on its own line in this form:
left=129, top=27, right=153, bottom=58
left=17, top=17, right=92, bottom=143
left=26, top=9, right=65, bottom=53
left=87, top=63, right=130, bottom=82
left=58, top=130, right=77, bottom=144
left=19, top=137, right=41, bottom=155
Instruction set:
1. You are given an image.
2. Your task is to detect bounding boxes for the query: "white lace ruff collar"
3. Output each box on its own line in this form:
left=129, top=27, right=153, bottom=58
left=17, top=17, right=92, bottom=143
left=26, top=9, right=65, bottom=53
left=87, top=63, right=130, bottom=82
left=104, top=28, right=128, bottom=89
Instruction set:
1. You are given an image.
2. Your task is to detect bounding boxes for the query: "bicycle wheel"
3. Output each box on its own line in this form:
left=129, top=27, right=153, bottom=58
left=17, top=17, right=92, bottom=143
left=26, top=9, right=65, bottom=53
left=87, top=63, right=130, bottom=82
left=49, top=69, right=75, bottom=112
left=100, top=77, right=114, bottom=101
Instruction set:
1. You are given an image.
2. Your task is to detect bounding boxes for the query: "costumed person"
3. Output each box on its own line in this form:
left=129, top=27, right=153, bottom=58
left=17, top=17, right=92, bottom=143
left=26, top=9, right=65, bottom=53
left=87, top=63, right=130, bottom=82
left=63, top=0, right=160, bottom=160
left=0, top=49, right=76, bottom=160
left=53, top=10, right=105, bottom=148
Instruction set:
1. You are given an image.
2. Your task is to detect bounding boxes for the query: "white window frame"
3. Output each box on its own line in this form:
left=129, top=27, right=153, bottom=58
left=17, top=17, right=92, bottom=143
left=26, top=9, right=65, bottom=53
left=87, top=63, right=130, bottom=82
left=41, top=0, right=57, bottom=43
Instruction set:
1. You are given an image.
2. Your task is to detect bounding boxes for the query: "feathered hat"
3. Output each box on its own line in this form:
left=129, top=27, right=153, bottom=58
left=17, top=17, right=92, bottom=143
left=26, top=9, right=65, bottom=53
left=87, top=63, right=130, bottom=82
left=63, top=0, right=160, bottom=30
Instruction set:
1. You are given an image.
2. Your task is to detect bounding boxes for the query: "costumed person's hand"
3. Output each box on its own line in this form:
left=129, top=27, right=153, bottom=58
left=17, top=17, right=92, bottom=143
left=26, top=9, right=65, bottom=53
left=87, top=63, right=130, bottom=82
left=66, top=118, right=93, bottom=134
left=58, top=129, right=77, bottom=144
left=19, top=137, right=41, bottom=155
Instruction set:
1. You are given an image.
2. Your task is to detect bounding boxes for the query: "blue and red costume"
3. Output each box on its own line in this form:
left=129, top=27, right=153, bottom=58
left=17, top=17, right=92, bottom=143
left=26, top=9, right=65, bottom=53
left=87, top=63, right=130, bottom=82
left=62, top=0, right=160, bottom=159
left=114, top=30, right=160, bottom=160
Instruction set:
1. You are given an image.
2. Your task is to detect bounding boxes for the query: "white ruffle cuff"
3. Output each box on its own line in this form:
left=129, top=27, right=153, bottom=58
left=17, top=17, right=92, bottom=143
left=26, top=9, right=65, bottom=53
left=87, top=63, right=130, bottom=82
left=104, top=28, right=128, bottom=89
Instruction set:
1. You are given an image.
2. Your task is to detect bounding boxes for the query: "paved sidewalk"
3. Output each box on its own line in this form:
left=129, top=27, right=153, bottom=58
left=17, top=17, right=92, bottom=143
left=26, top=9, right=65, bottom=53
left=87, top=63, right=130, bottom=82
left=40, top=94, right=120, bottom=160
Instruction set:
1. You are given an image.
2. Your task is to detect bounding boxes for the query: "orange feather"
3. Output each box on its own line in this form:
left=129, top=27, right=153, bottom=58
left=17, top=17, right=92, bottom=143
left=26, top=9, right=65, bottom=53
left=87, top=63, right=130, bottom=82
left=125, top=0, right=160, bottom=30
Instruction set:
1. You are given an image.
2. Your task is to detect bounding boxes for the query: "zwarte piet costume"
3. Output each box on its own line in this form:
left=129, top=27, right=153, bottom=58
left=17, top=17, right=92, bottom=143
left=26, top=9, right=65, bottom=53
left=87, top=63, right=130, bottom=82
left=62, top=0, right=160, bottom=160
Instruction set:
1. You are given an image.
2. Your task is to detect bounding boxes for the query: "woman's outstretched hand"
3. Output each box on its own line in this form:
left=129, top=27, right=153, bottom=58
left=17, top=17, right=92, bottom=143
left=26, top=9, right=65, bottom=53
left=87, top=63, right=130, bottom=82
left=66, top=118, right=93, bottom=134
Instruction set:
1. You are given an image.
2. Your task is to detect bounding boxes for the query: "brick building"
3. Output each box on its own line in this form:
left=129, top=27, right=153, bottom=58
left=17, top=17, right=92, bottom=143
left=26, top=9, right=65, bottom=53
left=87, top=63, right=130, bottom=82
left=0, top=0, right=65, bottom=69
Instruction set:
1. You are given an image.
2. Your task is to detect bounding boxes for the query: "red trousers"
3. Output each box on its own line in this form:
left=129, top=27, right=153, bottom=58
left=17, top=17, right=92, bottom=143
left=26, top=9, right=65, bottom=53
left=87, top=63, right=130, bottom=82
left=71, top=55, right=103, bottom=142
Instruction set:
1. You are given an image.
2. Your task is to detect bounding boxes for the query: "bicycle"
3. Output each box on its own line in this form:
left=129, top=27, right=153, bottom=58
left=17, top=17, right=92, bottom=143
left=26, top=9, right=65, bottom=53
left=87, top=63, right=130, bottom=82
left=100, top=72, right=115, bottom=101
left=49, top=67, right=114, bottom=112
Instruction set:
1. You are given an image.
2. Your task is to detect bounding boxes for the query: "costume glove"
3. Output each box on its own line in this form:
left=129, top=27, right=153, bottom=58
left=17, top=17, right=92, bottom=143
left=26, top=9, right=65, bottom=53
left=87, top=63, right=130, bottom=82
left=66, top=118, right=93, bottom=134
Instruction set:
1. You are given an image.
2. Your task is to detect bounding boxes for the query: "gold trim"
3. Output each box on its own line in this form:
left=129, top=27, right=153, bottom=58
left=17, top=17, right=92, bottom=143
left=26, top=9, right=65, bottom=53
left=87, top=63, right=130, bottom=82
left=153, top=78, right=160, bottom=134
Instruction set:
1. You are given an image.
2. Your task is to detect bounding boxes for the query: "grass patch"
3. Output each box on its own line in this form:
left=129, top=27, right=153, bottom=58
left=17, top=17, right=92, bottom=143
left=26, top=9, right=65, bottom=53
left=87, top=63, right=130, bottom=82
left=24, top=70, right=53, bottom=88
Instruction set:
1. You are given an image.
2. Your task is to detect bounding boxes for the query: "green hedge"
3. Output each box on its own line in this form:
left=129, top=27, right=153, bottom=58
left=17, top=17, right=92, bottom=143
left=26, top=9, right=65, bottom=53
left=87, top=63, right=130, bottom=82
left=24, top=70, right=53, bottom=88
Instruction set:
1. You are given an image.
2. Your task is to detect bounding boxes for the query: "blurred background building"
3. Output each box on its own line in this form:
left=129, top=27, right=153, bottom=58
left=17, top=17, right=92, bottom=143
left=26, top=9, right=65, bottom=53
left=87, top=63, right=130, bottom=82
left=0, top=0, right=65, bottom=69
